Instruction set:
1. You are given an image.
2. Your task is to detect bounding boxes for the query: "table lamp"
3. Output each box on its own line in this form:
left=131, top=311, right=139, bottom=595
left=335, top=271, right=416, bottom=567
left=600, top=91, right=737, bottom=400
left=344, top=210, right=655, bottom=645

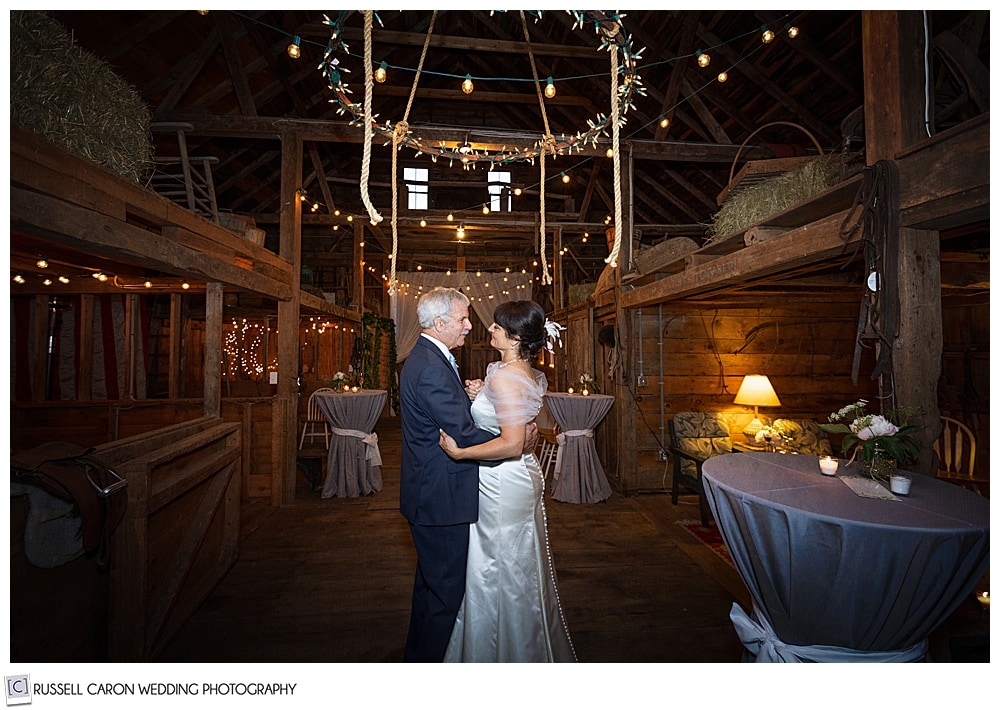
left=734, top=374, right=781, bottom=440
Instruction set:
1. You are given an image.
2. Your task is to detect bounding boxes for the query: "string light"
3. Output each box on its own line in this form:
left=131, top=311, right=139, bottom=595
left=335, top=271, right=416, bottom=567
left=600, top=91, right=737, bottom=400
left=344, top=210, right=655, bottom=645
left=287, top=35, right=302, bottom=59
left=36, top=259, right=48, bottom=268
left=419, top=219, right=427, bottom=227
left=695, top=49, right=710, bottom=68
left=561, top=172, right=570, bottom=184
left=544, top=76, right=556, bottom=98
left=659, top=116, right=669, bottom=129
left=514, top=187, right=522, bottom=196
left=761, top=26, right=775, bottom=43
left=787, top=24, right=799, bottom=39
left=375, top=60, right=387, bottom=83
left=606, top=148, right=614, bottom=158
left=717, top=71, right=728, bottom=83
left=482, top=204, right=490, bottom=215
left=461, top=73, right=474, bottom=94
left=447, top=212, right=454, bottom=222
left=58, top=275, right=70, bottom=284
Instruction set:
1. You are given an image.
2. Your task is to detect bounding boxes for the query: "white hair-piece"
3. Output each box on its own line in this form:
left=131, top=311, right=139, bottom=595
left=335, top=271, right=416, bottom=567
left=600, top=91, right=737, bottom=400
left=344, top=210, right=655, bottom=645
left=543, top=319, right=566, bottom=352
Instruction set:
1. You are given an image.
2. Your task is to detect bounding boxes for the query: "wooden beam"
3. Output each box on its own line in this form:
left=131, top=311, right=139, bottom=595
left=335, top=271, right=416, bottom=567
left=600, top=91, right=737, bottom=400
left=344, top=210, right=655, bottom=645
left=620, top=209, right=856, bottom=309
left=11, top=188, right=292, bottom=300
left=214, top=11, right=257, bottom=117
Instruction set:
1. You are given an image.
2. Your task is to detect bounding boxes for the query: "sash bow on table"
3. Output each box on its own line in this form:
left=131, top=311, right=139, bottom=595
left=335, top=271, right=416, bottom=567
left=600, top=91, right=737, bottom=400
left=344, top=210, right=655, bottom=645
left=730, top=603, right=928, bottom=663
left=554, top=428, right=593, bottom=474
left=330, top=427, right=382, bottom=467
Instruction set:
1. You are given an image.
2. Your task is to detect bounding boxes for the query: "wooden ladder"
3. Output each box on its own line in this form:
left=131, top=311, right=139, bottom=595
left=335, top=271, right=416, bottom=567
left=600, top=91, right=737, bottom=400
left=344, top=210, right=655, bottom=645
left=149, top=122, right=219, bottom=223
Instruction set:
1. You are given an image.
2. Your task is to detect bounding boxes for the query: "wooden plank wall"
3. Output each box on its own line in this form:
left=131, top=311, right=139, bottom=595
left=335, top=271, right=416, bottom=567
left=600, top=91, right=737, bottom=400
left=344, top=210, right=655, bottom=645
left=617, top=296, right=880, bottom=494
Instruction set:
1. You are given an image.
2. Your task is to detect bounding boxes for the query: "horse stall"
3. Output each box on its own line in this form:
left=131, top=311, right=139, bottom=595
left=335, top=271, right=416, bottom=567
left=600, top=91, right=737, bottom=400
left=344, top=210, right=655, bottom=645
left=11, top=417, right=242, bottom=662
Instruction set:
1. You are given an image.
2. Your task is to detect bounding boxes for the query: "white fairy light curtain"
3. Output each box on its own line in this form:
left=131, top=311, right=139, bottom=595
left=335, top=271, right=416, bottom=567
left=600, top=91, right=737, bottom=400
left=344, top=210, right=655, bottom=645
left=390, top=270, right=533, bottom=361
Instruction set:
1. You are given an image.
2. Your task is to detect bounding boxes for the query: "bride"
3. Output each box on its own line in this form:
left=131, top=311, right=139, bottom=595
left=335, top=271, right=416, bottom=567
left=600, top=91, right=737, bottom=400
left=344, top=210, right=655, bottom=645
left=438, top=300, right=576, bottom=662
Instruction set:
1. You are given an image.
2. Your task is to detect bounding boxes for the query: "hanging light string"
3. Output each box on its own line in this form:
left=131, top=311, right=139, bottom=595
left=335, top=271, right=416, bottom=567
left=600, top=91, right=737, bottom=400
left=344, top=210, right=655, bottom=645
left=359, top=10, right=382, bottom=226
left=607, top=31, right=623, bottom=269
left=320, top=10, right=645, bottom=171
left=387, top=11, right=438, bottom=297
left=521, top=10, right=555, bottom=286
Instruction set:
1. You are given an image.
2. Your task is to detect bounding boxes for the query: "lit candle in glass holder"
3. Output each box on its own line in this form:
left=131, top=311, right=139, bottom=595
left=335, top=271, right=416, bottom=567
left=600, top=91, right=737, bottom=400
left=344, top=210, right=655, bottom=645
left=581, top=388, right=589, bottom=396
left=343, top=384, right=350, bottom=392
left=351, top=386, right=359, bottom=392
left=567, top=387, right=574, bottom=394
left=977, top=590, right=990, bottom=609
left=818, top=456, right=839, bottom=476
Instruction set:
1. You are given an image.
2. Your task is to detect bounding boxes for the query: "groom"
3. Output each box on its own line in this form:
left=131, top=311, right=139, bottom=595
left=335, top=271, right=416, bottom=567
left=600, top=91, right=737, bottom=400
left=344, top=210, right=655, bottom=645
left=399, top=287, right=533, bottom=661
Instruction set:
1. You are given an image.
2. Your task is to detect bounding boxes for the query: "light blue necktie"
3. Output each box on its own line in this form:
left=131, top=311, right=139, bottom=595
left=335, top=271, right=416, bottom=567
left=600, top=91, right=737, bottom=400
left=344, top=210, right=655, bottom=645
left=447, top=353, right=460, bottom=377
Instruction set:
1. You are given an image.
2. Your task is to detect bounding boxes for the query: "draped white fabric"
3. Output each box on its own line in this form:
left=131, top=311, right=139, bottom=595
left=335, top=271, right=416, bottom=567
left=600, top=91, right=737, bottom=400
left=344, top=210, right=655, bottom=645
left=390, top=271, right=533, bottom=361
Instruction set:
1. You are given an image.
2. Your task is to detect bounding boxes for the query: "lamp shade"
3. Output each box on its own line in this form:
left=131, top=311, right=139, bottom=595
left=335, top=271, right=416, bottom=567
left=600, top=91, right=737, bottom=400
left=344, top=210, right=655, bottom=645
left=734, top=375, right=781, bottom=407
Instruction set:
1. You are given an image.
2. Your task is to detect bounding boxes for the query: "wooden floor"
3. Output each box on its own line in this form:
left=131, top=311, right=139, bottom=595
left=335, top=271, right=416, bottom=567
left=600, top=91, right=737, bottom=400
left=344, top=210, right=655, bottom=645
left=156, top=415, right=987, bottom=664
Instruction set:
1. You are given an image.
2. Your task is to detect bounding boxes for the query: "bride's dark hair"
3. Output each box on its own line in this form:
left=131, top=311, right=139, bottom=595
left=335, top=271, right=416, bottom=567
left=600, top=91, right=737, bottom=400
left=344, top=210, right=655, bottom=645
left=494, top=300, right=547, bottom=360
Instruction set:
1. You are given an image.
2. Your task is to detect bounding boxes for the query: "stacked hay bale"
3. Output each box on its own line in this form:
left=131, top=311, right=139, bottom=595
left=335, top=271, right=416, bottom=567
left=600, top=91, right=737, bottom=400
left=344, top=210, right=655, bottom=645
left=708, top=154, right=842, bottom=242
left=10, top=11, right=154, bottom=184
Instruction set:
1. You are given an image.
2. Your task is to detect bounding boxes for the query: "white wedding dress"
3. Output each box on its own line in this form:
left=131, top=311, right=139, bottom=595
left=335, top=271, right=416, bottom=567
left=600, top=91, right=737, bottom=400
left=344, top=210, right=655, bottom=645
left=444, top=362, right=577, bottom=662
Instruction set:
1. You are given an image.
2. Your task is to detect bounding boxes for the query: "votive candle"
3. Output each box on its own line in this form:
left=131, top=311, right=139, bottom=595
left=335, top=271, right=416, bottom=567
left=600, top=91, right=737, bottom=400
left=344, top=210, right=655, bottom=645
left=568, top=387, right=574, bottom=394
left=581, top=388, right=589, bottom=396
left=818, top=456, right=838, bottom=476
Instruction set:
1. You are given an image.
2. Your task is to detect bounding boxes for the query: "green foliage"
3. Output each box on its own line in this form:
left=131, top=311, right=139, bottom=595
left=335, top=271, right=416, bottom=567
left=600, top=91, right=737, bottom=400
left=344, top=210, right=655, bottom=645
left=360, top=312, right=399, bottom=414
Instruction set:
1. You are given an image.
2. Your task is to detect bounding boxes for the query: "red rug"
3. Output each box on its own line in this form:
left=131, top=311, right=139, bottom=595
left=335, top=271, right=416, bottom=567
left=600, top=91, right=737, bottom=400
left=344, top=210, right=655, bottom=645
left=676, top=520, right=735, bottom=568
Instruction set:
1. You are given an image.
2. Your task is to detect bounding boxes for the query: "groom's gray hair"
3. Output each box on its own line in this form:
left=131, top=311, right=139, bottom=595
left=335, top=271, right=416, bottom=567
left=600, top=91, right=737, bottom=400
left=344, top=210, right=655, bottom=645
left=417, top=287, right=470, bottom=329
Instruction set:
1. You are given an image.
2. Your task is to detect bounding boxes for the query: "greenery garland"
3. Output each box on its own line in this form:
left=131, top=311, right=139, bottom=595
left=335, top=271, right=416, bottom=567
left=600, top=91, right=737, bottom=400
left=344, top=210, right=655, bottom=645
left=361, top=312, right=399, bottom=414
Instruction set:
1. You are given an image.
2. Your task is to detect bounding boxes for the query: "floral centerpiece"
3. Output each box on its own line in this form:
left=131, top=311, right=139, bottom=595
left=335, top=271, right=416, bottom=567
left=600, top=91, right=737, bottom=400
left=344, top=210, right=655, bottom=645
left=819, top=399, right=921, bottom=480
left=754, top=421, right=788, bottom=450
left=578, top=373, right=598, bottom=394
left=330, top=371, right=348, bottom=388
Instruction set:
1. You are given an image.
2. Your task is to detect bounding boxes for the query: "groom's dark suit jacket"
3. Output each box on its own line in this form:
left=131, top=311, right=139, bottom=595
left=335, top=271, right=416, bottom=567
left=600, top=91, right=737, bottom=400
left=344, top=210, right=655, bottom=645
left=399, top=334, right=495, bottom=525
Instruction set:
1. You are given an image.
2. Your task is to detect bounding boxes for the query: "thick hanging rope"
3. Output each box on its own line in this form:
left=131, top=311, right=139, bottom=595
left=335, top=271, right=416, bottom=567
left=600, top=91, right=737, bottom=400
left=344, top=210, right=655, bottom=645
left=387, top=12, right=437, bottom=296
left=521, top=10, right=554, bottom=286
left=360, top=11, right=382, bottom=226
left=606, top=41, right=623, bottom=268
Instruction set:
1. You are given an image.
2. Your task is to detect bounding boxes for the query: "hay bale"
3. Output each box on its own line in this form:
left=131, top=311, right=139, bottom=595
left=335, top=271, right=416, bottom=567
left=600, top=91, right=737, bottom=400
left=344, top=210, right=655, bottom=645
left=708, top=154, right=841, bottom=242
left=10, top=11, right=153, bottom=184
left=568, top=283, right=596, bottom=305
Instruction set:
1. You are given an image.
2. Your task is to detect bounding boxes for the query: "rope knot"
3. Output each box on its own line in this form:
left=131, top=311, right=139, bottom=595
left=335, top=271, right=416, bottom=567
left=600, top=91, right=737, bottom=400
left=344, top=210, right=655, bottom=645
left=540, top=133, right=558, bottom=157
left=392, top=120, right=410, bottom=144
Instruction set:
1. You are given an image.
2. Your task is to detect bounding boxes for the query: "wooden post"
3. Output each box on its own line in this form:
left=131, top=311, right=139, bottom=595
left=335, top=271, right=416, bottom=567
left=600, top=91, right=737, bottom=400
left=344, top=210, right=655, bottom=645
left=276, top=129, right=303, bottom=505
left=203, top=282, right=222, bottom=419
left=862, top=11, right=942, bottom=473
left=76, top=294, right=94, bottom=400
left=168, top=293, right=182, bottom=399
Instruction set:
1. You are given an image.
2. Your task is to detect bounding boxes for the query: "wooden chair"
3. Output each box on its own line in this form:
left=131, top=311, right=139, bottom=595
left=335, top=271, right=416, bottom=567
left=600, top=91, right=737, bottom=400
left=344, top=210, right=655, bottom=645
left=534, top=401, right=560, bottom=483
left=299, top=388, right=334, bottom=450
left=669, top=412, right=732, bottom=527
left=933, top=416, right=985, bottom=495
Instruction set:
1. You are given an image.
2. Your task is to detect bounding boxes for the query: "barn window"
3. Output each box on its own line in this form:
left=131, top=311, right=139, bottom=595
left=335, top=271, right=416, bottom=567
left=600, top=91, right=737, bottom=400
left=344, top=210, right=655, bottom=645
left=488, top=171, right=511, bottom=212
left=404, top=167, right=428, bottom=210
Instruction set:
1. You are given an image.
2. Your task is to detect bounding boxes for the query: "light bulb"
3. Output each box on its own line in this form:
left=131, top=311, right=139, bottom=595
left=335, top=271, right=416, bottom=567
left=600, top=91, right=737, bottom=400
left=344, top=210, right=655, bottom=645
left=717, top=72, right=728, bottom=83
left=420, top=219, right=427, bottom=227
left=514, top=187, right=522, bottom=196
left=447, top=212, right=454, bottom=222
left=659, top=116, right=669, bottom=129
left=457, top=226, right=465, bottom=239
left=197, top=10, right=209, bottom=15
left=696, top=50, right=710, bottom=68
left=375, top=61, right=387, bottom=83
left=762, top=27, right=775, bottom=43
left=482, top=204, right=490, bottom=215
left=346, top=214, right=353, bottom=222
left=787, top=25, right=799, bottom=39
left=561, top=172, right=570, bottom=184
left=462, top=74, right=474, bottom=94
left=287, top=36, right=301, bottom=59
left=544, top=77, right=556, bottom=99
left=58, top=275, right=70, bottom=284
left=606, top=148, right=614, bottom=158
left=36, top=259, right=48, bottom=268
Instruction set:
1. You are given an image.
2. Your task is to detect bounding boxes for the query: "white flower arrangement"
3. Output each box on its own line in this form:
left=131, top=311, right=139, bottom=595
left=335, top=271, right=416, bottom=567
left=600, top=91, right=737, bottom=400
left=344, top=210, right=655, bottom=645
left=331, top=371, right=347, bottom=386
left=577, top=373, right=599, bottom=393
